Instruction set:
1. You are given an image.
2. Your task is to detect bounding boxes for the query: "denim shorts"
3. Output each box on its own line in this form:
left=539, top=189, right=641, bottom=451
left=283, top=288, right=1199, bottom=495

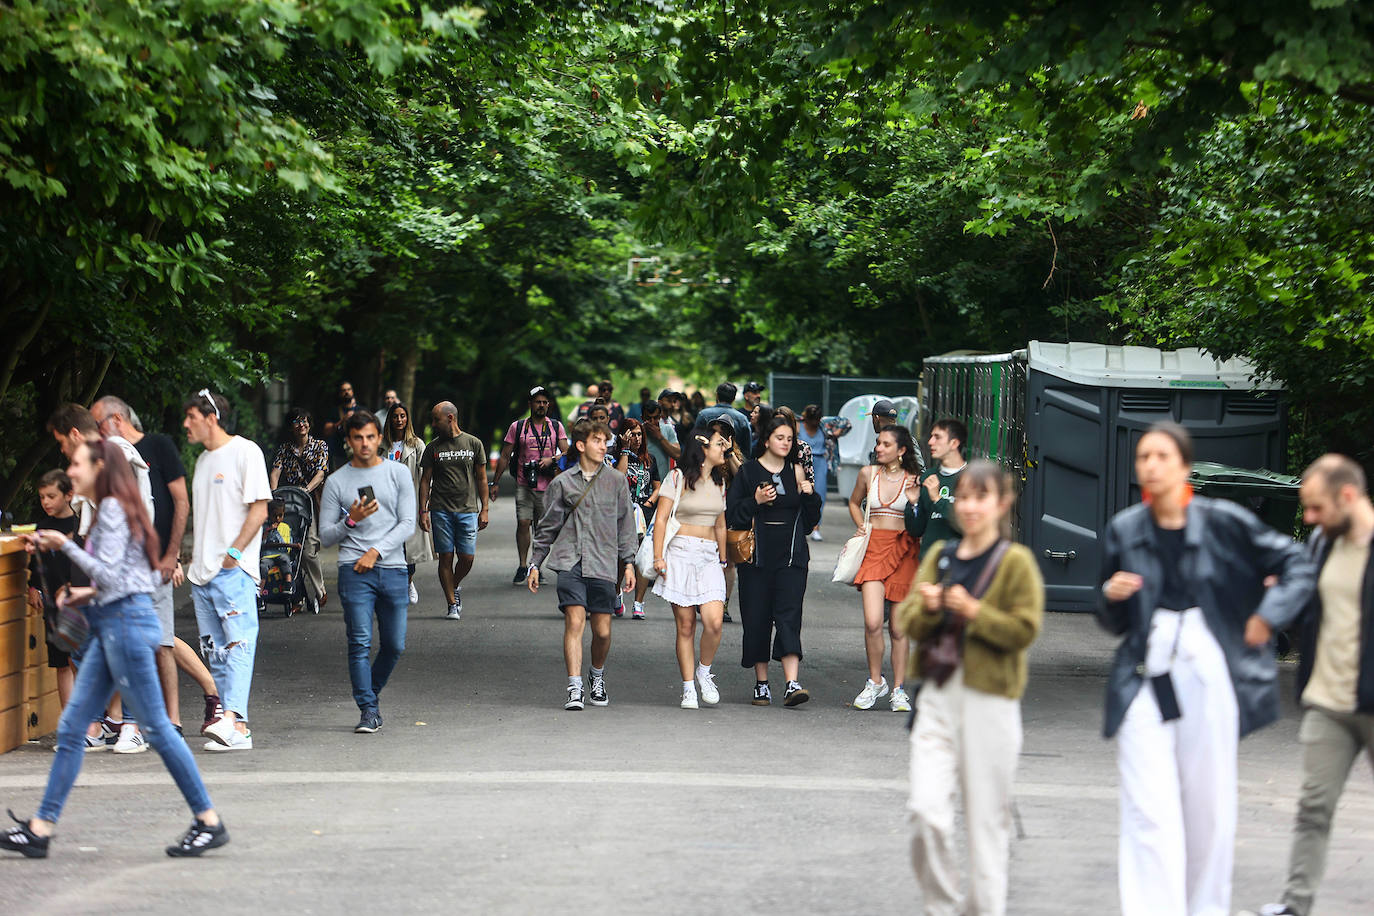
left=431, top=510, right=478, bottom=556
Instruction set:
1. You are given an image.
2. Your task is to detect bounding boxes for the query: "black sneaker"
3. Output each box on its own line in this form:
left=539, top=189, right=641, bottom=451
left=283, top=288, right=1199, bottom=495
left=513, top=566, right=529, bottom=585
left=588, top=676, right=609, bottom=707
left=165, top=819, right=229, bottom=857
left=722, top=610, right=733, bottom=623
left=172, top=724, right=185, bottom=739
left=752, top=682, right=772, bottom=706
left=565, top=684, right=585, bottom=711
left=784, top=681, right=810, bottom=707
left=0, top=810, right=49, bottom=858
left=355, top=711, right=382, bottom=734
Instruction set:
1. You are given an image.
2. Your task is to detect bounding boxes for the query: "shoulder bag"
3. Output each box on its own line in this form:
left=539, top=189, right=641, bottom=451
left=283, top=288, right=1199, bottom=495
left=919, top=539, right=1012, bottom=687
left=636, top=468, right=682, bottom=581
left=832, top=467, right=879, bottom=584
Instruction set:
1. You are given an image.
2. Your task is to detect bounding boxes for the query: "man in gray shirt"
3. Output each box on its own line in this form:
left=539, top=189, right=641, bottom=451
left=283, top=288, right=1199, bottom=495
left=528, top=419, right=638, bottom=711
left=319, top=411, right=416, bottom=734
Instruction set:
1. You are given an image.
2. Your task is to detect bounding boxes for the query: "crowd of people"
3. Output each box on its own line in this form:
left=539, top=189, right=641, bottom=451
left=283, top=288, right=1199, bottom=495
left=2, top=380, right=1370, bottom=916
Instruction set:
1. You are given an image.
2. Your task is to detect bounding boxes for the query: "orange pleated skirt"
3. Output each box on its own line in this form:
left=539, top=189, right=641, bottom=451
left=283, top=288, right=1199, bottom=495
left=854, top=529, right=920, bottom=603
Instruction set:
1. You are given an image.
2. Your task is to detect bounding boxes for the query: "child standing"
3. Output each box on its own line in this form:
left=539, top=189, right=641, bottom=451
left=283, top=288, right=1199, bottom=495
left=28, top=471, right=80, bottom=709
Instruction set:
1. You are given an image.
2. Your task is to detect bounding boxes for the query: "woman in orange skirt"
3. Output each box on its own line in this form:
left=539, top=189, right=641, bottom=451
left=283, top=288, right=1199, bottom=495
left=847, top=426, right=923, bottom=711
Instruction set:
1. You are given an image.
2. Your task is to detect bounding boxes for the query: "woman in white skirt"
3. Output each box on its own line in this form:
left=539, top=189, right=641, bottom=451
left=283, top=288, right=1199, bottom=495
left=652, top=426, right=729, bottom=708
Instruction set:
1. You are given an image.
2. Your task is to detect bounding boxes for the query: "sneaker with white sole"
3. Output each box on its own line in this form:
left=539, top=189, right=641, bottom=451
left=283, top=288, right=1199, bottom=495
left=565, top=684, right=585, bottom=711
left=112, top=724, right=149, bottom=754
left=204, top=729, right=252, bottom=752
left=445, top=600, right=461, bottom=620
left=752, top=682, right=772, bottom=706
left=408, top=581, right=419, bottom=605
left=784, top=681, right=810, bottom=707
left=83, top=731, right=110, bottom=752
left=697, top=671, right=720, bottom=706
left=355, top=711, right=382, bottom=733
left=809, top=529, right=823, bottom=542
left=681, top=687, right=699, bottom=710
left=632, top=601, right=645, bottom=620
left=852, top=677, right=890, bottom=710
left=202, top=714, right=237, bottom=747
left=588, top=676, right=609, bottom=707
left=890, top=686, right=912, bottom=712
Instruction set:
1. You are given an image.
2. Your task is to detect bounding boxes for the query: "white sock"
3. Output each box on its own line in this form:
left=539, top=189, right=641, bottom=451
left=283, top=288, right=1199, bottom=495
left=695, top=663, right=711, bottom=681
left=682, top=680, right=696, bottom=695
left=590, top=666, right=604, bottom=680
left=569, top=676, right=583, bottom=689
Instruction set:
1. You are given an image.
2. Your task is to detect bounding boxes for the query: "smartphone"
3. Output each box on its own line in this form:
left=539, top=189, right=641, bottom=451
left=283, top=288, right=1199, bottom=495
left=357, top=485, right=376, bottom=504
left=1151, top=673, right=1182, bottom=721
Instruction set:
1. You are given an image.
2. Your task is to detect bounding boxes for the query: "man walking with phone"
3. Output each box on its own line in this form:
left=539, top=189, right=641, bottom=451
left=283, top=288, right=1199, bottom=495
left=319, top=411, right=417, bottom=734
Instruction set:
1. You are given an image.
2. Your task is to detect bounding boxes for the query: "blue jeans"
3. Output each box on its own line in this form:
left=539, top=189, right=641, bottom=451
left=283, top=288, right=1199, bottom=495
left=40, top=594, right=213, bottom=822
left=338, top=565, right=409, bottom=713
left=191, top=566, right=260, bottom=721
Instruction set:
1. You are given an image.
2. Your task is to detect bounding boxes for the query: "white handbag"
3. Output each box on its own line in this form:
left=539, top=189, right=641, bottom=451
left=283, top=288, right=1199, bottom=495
left=832, top=467, right=877, bottom=584
left=636, top=469, right=682, bottom=581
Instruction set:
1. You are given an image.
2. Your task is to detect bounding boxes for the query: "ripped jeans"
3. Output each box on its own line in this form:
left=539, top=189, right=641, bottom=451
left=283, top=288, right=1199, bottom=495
left=191, top=566, right=260, bottom=721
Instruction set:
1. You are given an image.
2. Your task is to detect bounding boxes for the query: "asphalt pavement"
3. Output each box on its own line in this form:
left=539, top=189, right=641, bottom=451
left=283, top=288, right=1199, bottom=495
left=1, top=487, right=1370, bottom=914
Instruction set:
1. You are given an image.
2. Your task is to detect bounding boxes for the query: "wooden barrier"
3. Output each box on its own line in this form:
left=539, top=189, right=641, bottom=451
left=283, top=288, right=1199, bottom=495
left=0, top=536, right=63, bottom=753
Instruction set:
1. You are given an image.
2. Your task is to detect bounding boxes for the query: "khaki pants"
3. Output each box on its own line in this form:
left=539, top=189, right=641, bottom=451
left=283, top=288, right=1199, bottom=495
left=302, top=522, right=324, bottom=601
left=907, top=667, right=1022, bottom=916
left=1281, top=705, right=1374, bottom=915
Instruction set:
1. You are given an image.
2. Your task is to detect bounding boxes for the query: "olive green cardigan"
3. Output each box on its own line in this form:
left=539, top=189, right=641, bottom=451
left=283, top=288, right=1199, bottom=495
left=894, top=540, right=1045, bottom=700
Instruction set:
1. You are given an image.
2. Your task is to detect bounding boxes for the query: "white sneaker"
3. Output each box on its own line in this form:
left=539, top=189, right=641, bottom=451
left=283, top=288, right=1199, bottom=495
left=205, top=729, right=252, bottom=752
left=112, top=724, right=149, bottom=754
left=852, top=678, right=890, bottom=710
left=408, top=581, right=419, bottom=604
left=890, top=686, right=912, bottom=712
left=681, top=688, right=699, bottom=710
left=697, top=671, right=720, bottom=706
left=809, top=529, right=823, bottom=542
left=202, top=714, right=237, bottom=747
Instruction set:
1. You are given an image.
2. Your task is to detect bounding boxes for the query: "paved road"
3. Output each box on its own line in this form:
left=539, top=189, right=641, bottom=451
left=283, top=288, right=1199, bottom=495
left=2, top=490, right=1371, bottom=914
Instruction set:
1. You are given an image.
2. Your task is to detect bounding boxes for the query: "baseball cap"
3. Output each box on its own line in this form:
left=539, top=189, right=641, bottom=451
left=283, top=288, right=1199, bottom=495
left=528, top=385, right=551, bottom=400
left=743, top=381, right=764, bottom=393
left=656, top=388, right=680, bottom=401
left=872, top=398, right=898, bottom=419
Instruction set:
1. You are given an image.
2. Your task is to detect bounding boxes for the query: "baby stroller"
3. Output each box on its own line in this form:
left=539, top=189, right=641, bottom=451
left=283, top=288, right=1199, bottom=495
left=258, top=485, right=319, bottom=617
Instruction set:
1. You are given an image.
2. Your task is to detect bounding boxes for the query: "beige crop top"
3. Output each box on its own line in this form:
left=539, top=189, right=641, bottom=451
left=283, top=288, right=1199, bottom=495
left=662, top=469, right=725, bottom=526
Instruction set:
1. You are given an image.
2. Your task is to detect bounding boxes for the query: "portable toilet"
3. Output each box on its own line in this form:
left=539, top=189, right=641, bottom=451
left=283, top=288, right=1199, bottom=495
left=1021, top=341, right=1285, bottom=611
left=835, top=394, right=884, bottom=499
left=890, top=396, right=922, bottom=444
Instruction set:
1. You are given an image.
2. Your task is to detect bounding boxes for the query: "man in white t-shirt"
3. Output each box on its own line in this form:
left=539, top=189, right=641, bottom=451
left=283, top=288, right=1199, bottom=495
left=183, top=389, right=271, bottom=752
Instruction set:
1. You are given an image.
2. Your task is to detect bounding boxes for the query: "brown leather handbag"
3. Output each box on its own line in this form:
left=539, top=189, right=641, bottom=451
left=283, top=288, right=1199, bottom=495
left=726, top=526, right=755, bottom=564
left=919, top=539, right=1011, bottom=686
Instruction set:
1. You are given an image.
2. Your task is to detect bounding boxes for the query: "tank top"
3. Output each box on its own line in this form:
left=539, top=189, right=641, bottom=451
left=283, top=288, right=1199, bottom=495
left=663, top=468, right=726, bottom=527
left=868, top=468, right=914, bottom=521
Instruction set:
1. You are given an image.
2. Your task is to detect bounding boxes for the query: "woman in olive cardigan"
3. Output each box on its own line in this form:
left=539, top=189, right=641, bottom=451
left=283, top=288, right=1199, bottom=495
left=894, top=461, right=1044, bottom=916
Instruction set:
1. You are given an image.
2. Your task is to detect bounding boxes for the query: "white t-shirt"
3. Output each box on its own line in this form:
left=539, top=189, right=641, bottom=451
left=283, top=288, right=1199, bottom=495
left=189, top=436, right=272, bottom=586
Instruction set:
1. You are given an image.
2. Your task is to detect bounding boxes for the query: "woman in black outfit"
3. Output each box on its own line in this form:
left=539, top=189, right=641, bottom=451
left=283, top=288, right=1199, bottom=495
left=727, top=416, right=822, bottom=707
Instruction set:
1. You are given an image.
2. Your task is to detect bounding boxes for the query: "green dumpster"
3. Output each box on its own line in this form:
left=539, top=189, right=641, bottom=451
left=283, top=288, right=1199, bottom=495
left=1189, top=462, right=1302, bottom=533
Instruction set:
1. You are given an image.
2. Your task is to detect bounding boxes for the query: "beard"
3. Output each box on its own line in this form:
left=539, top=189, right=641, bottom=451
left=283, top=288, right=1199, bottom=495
left=1325, top=512, right=1353, bottom=539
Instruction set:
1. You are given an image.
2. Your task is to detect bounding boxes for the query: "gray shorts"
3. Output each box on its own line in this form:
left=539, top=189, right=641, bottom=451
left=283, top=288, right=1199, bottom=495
left=153, top=580, right=175, bottom=648
left=515, top=485, right=546, bottom=522
left=555, top=564, right=616, bottom=616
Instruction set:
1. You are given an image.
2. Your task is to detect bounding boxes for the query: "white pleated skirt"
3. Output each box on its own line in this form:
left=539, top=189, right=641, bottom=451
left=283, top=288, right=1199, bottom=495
left=652, top=535, right=727, bottom=606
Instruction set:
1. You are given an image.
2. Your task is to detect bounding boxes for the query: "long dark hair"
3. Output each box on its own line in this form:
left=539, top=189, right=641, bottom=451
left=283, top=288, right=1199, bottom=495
left=880, top=426, right=923, bottom=475
left=748, top=404, right=774, bottom=458
left=679, top=425, right=727, bottom=491
left=88, top=440, right=160, bottom=568
left=755, top=416, right=799, bottom=463
left=383, top=401, right=422, bottom=452
left=616, top=418, right=649, bottom=463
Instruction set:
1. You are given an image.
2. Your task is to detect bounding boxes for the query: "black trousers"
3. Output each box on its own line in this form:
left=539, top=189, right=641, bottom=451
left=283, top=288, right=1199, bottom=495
left=737, top=564, right=807, bottom=667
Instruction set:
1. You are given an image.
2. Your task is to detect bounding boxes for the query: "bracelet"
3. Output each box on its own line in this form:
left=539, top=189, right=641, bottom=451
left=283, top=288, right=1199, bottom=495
left=226, top=547, right=242, bottom=561
left=345, top=517, right=357, bottom=529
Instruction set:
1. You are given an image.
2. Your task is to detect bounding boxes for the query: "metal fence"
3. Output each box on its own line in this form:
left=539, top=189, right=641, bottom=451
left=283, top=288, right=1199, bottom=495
left=921, top=351, right=1029, bottom=532
left=767, top=373, right=923, bottom=417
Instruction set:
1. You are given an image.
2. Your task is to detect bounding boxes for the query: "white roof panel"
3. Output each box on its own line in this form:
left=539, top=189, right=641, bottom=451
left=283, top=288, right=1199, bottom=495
left=1026, top=341, right=1280, bottom=390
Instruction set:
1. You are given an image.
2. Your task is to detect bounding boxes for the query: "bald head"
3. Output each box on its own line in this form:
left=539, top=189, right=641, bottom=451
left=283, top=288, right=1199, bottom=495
left=1301, top=453, right=1372, bottom=539
left=1305, top=454, right=1367, bottom=499
left=432, top=401, right=459, bottom=437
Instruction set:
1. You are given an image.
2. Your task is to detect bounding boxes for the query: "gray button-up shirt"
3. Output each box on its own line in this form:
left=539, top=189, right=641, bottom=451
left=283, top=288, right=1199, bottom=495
left=529, top=463, right=638, bottom=583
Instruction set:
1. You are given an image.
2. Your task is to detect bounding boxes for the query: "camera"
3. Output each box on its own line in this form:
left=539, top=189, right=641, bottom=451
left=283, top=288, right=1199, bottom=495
left=522, top=460, right=542, bottom=488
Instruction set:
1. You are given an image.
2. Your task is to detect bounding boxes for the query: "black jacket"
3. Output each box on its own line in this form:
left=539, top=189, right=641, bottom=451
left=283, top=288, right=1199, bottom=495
left=1097, top=496, right=1316, bottom=739
left=1294, top=529, right=1374, bottom=714
left=726, top=459, right=822, bottom=570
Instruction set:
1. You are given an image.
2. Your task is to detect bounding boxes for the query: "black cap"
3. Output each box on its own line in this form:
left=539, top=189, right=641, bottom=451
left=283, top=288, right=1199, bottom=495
left=656, top=388, right=680, bottom=401
left=872, top=398, right=898, bottom=419
left=528, top=385, right=551, bottom=400
left=743, top=381, right=764, bottom=393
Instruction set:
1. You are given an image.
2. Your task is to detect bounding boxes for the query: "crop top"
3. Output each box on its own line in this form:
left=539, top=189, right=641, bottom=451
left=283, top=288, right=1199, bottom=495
left=868, top=468, right=916, bottom=521
left=661, top=468, right=726, bottom=526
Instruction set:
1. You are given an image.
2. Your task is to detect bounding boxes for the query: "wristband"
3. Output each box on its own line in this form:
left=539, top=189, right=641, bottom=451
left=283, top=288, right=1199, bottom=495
left=226, top=547, right=242, bottom=561
left=345, top=517, right=357, bottom=529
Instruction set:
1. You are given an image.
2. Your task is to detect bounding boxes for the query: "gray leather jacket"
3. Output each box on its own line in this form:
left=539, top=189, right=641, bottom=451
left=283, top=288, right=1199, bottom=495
left=1096, top=496, right=1316, bottom=739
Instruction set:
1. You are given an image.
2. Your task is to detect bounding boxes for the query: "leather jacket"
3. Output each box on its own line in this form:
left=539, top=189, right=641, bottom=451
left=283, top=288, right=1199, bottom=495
left=1097, top=496, right=1316, bottom=739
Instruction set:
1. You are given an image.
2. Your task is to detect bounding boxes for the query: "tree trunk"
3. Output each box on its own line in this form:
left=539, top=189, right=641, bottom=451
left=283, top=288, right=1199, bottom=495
left=0, top=296, right=53, bottom=406
left=398, top=347, right=419, bottom=414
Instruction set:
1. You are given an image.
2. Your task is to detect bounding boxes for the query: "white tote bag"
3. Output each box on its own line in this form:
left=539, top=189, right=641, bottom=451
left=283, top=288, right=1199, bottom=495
left=637, top=469, right=682, bottom=581
left=832, top=467, right=878, bottom=584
